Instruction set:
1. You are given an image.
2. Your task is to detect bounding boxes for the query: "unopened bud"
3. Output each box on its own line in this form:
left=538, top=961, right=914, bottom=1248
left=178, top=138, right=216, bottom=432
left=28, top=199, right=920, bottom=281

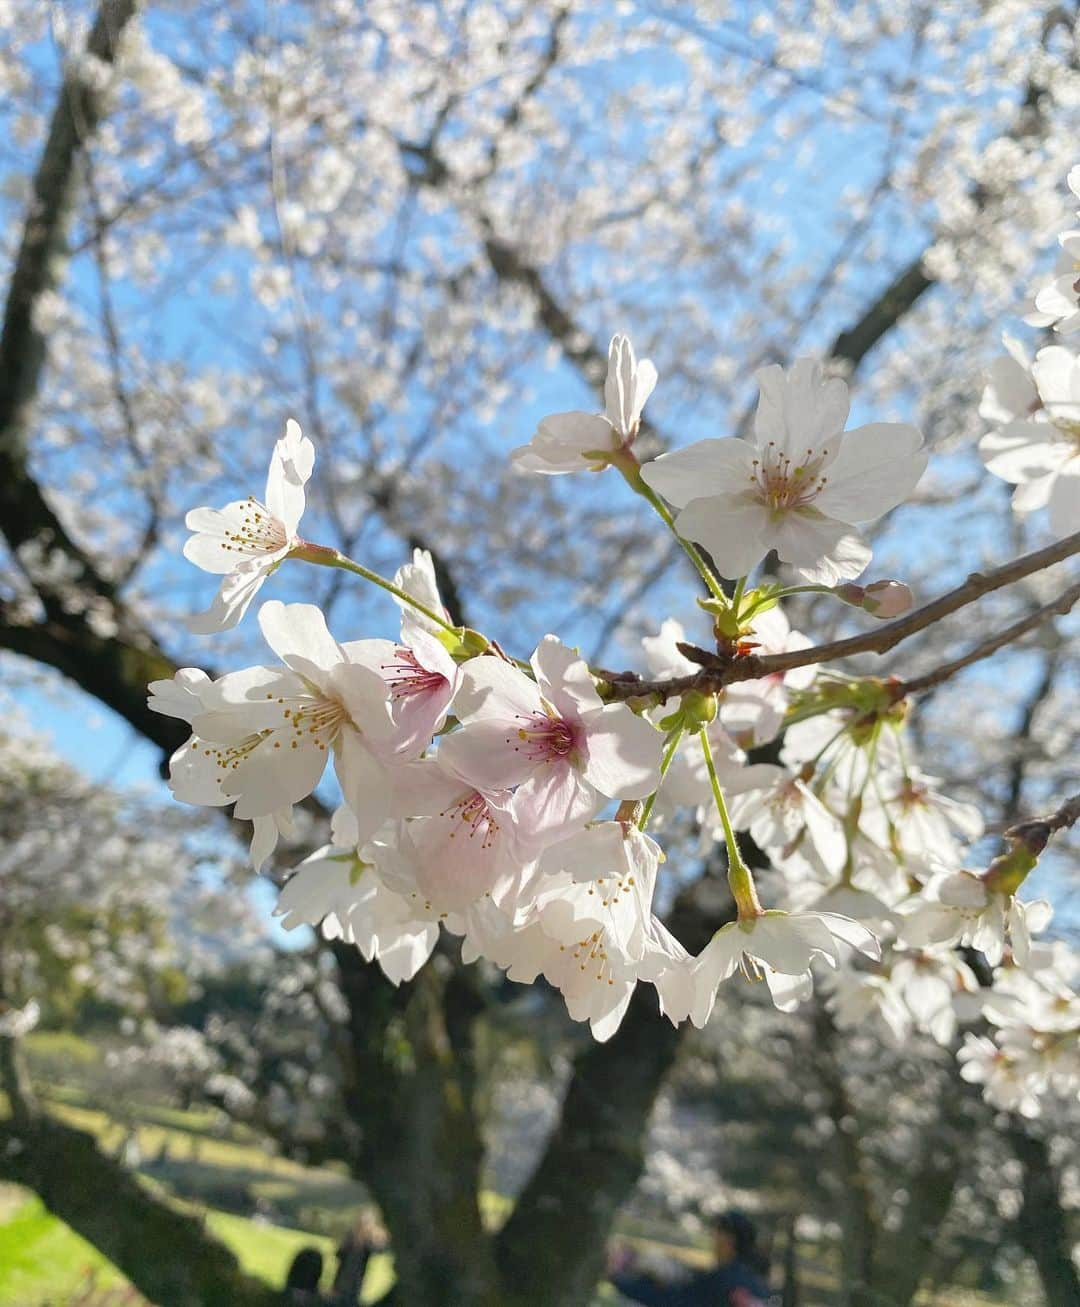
left=680, top=689, right=718, bottom=729
left=834, top=579, right=913, bottom=618
left=863, top=580, right=914, bottom=618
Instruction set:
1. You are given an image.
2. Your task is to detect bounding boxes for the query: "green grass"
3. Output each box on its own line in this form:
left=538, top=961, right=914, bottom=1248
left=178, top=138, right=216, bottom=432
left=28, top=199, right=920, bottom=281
left=0, top=1190, right=129, bottom=1305
left=0, top=1188, right=395, bottom=1306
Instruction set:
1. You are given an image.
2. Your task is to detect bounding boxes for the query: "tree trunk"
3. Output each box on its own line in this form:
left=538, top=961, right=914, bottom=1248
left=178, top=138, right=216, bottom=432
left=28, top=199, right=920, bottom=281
left=0, top=1113, right=277, bottom=1307
left=335, top=950, right=502, bottom=1306
left=1009, top=1123, right=1080, bottom=1307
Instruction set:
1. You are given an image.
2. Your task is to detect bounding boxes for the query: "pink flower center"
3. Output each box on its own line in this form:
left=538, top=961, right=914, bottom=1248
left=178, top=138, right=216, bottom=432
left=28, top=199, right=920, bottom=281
left=509, top=712, right=579, bottom=764
left=750, top=442, right=829, bottom=513
left=382, top=647, right=447, bottom=700
left=441, top=791, right=499, bottom=850
left=221, top=497, right=288, bottom=556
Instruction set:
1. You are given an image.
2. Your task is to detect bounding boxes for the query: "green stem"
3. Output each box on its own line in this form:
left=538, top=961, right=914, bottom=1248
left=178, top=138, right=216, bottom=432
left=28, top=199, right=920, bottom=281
left=607, top=448, right=728, bottom=603
left=699, top=726, right=761, bottom=916
left=740, top=582, right=832, bottom=622
left=638, top=725, right=685, bottom=829
left=731, top=575, right=747, bottom=615
left=293, top=542, right=457, bottom=634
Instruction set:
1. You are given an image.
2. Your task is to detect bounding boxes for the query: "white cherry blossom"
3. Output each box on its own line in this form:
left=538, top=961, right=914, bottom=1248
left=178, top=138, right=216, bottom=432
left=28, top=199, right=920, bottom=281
left=163, top=601, right=398, bottom=833
left=511, top=333, right=656, bottom=474
left=184, top=420, right=315, bottom=632
left=641, top=360, right=927, bottom=583
left=897, top=869, right=1053, bottom=967
left=979, top=344, right=1080, bottom=537
left=689, top=910, right=880, bottom=1024
left=276, top=845, right=438, bottom=985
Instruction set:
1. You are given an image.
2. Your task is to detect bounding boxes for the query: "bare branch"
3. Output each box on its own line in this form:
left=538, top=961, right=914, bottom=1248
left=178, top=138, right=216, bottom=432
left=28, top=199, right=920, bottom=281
left=600, top=531, right=1080, bottom=701
left=0, top=0, right=139, bottom=609
left=893, top=579, right=1080, bottom=697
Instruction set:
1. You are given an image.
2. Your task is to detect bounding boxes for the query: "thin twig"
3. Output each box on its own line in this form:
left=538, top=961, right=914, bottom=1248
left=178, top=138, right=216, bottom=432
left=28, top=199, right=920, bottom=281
left=599, top=531, right=1080, bottom=701
left=893, top=579, right=1080, bottom=697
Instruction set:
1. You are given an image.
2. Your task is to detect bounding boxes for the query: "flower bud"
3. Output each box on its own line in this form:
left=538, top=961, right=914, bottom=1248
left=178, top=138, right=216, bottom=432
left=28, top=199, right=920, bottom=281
left=834, top=579, right=913, bottom=618
left=680, top=689, right=718, bottom=729
left=863, top=580, right=914, bottom=618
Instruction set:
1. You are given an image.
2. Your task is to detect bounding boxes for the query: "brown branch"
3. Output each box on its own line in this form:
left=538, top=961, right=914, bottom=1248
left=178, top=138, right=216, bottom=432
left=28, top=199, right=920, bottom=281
left=600, top=531, right=1080, bottom=702
left=1004, top=792, right=1080, bottom=859
left=893, top=579, right=1080, bottom=697
left=0, top=0, right=139, bottom=611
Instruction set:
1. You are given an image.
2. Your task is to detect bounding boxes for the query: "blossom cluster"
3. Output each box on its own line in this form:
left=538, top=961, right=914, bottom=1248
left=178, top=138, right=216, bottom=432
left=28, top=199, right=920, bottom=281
left=149, top=172, right=1079, bottom=1118
left=982, top=169, right=1080, bottom=538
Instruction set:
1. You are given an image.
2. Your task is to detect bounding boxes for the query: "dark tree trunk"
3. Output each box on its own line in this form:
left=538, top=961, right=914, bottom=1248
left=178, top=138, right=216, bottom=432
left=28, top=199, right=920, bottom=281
left=335, top=950, right=502, bottom=1306
left=0, top=1112, right=277, bottom=1306
left=1009, top=1123, right=1080, bottom=1307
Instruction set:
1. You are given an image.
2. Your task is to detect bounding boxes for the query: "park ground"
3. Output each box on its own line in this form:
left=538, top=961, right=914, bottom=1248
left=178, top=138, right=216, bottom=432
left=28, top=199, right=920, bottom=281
left=0, top=1032, right=1018, bottom=1307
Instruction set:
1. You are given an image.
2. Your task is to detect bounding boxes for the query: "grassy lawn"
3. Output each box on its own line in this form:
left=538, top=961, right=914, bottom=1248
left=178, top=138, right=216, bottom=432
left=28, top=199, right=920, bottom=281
left=1, top=1037, right=1022, bottom=1307
left=0, top=1187, right=395, bottom=1306
left=0, top=1047, right=394, bottom=1307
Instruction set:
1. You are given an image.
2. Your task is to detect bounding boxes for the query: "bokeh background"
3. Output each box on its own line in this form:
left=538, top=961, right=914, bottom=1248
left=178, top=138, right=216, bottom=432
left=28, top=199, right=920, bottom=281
left=0, top=2, right=1078, bottom=1303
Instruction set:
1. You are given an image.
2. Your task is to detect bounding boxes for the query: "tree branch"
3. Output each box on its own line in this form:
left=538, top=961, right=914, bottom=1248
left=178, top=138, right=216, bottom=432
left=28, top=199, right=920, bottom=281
left=893, top=579, right=1080, bottom=697
left=600, top=531, right=1080, bottom=702
left=0, top=0, right=139, bottom=610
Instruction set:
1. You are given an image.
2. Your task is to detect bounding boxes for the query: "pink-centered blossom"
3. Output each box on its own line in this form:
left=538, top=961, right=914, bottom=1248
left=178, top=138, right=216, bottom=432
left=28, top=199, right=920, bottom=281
left=439, top=636, right=663, bottom=843
left=344, top=629, right=461, bottom=760
left=641, top=360, right=927, bottom=584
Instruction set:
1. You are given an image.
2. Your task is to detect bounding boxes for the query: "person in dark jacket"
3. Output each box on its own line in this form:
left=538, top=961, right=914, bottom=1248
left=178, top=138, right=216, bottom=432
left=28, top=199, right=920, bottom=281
left=283, top=1246, right=326, bottom=1304
left=610, top=1209, right=773, bottom=1306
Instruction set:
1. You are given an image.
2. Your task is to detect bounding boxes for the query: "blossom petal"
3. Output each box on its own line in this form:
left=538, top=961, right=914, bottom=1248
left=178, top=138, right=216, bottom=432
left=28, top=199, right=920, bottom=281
left=531, top=635, right=601, bottom=718
left=437, top=719, right=540, bottom=790
left=511, top=762, right=601, bottom=842
left=771, top=512, right=871, bottom=584
left=511, top=412, right=616, bottom=474
left=641, top=438, right=755, bottom=508
left=672, top=493, right=771, bottom=578
left=264, top=418, right=315, bottom=536
left=580, top=704, right=663, bottom=799
left=258, top=600, right=343, bottom=679
left=1047, top=457, right=1080, bottom=536
left=764, top=967, right=813, bottom=1012
left=812, top=423, right=926, bottom=522
left=333, top=728, right=395, bottom=843
left=753, top=360, right=849, bottom=459
left=454, top=655, right=542, bottom=722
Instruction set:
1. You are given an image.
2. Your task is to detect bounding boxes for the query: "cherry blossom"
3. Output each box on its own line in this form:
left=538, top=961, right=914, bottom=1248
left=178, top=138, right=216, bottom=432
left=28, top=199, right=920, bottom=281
left=897, top=869, right=1052, bottom=967
left=392, top=548, right=453, bottom=644
left=725, top=765, right=848, bottom=878
left=640, top=360, right=927, bottom=583
left=439, top=636, right=663, bottom=843
left=470, top=823, right=663, bottom=1040
left=163, top=601, right=398, bottom=832
left=370, top=765, right=532, bottom=918
left=344, top=629, right=461, bottom=760
left=1032, top=166, right=1080, bottom=334
left=979, top=343, right=1080, bottom=537
left=511, top=333, right=656, bottom=474
left=689, top=910, right=880, bottom=1023
left=276, top=845, right=438, bottom=985
left=184, top=420, right=315, bottom=632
